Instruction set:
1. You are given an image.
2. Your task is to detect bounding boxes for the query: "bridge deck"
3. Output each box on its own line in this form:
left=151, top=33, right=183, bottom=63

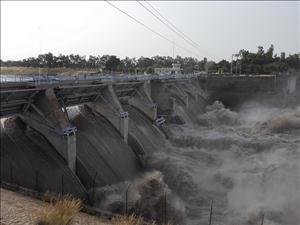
left=0, top=74, right=280, bottom=117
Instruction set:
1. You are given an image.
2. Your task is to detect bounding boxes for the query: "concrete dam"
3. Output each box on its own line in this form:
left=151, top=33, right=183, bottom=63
left=1, top=74, right=299, bottom=214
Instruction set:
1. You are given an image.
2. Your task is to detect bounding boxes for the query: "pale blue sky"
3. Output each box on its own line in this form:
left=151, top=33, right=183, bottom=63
left=1, top=1, right=299, bottom=61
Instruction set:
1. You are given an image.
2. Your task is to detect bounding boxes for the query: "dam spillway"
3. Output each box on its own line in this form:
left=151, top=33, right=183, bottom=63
left=0, top=73, right=299, bottom=223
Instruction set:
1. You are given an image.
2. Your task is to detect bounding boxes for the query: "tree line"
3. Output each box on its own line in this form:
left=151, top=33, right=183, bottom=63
left=1, top=45, right=299, bottom=74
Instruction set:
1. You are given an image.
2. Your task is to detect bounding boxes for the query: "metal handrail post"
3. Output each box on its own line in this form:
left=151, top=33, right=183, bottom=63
left=125, top=182, right=132, bottom=214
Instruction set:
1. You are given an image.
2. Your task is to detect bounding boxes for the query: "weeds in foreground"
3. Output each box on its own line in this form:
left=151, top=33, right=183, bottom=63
left=111, top=214, right=145, bottom=225
left=37, top=191, right=174, bottom=225
left=111, top=214, right=174, bottom=225
left=37, top=195, right=82, bottom=225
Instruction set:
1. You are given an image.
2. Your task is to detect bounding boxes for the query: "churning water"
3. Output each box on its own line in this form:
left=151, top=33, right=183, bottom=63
left=94, top=99, right=300, bottom=225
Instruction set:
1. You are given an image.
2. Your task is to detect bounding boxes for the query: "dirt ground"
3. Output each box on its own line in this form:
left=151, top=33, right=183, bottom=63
left=0, top=188, right=109, bottom=225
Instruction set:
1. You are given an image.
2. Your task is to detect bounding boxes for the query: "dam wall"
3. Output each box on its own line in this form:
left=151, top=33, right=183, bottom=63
left=0, top=75, right=292, bottom=200
left=198, top=74, right=300, bottom=108
left=0, top=79, right=203, bottom=199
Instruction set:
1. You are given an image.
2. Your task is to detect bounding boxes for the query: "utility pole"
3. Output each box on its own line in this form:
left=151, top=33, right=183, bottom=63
left=231, top=53, right=241, bottom=74
left=172, top=40, right=175, bottom=59
left=231, top=54, right=234, bottom=74
left=235, top=54, right=239, bottom=74
left=239, top=60, right=242, bottom=74
left=38, top=26, right=42, bottom=84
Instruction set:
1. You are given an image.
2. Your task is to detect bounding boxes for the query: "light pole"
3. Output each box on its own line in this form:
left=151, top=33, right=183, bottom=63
left=38, top=26, right=42, bottom=84
left=235, top=58, right=238, bottom=74
left=239, top=59, right=242, bottom=74
left=235, top=53, right=240, bottom=74
left=231, top=53, right=241, bottom=74
left=231, top=54, right=234, bottom=74
left=172, top=40, right=175, bottom=59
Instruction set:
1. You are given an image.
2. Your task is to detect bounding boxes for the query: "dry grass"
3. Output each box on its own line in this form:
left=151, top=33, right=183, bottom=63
left=111, top=215, right=145, bottom=225
left=37, top=195, right=82, bottom=225
left=0, top=66, right=100, bottom=76
left=111, top=215, right=154, bottom=225
left=37, top=192, right=169, bottom=225
left=111, top=214, right=174, bottom=225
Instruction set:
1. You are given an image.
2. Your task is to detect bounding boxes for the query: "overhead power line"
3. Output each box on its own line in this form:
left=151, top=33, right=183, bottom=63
left=143, top=0, right=222, bottom=61
left=137, top=1, right=205, bottom=57
left=136, top=1, right=205, bottom=57
left=104, top=0, right=202, bottom=58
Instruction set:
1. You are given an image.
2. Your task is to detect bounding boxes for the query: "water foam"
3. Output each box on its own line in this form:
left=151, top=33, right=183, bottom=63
left=93, top=100, right=300, bottom=225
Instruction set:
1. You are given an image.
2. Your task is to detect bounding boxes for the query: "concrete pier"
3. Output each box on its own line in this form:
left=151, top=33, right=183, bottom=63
left=20, top=88, right=77, bottom=172
left=128, top=81, right=157, bottom=121
left=88, top=84, right=129, bottom=143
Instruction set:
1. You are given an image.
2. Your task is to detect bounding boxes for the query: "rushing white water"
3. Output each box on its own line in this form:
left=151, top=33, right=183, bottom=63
left=93, top=100, right=300, bottom=225
left=152, top=101, right=300, bottom=225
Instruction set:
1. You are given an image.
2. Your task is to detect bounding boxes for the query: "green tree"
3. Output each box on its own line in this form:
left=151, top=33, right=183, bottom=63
left=217, top=60, right=231, bottom=73
left=101, top=55, right=120, bottom=72
left=137, top=57, right=154, bottom=68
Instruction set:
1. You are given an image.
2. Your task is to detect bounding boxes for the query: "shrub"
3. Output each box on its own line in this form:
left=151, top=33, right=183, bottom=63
left=111, top=214, right=174, bottom=225
left=37, top=196, right=82, bottom=225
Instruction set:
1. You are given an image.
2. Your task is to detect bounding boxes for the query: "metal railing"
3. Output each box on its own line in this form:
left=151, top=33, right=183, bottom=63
left=0, top=73, right=280, bottom=85
left=0, top=72, right=206, bottom=85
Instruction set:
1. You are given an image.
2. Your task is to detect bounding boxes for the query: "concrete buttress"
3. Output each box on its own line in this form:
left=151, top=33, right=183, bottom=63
left=87, top=84, right=129, bottom=143
left=150, top=80, right=189, bottom=124
left=151, top=81, right=190, bottom=112
left=168, top=82, right=189, bottom=107
left=128, top=81, right=157, bottom=121
left=150, top=80, right=176, bottom=116
left=20, top=88, right=77, bottom=172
